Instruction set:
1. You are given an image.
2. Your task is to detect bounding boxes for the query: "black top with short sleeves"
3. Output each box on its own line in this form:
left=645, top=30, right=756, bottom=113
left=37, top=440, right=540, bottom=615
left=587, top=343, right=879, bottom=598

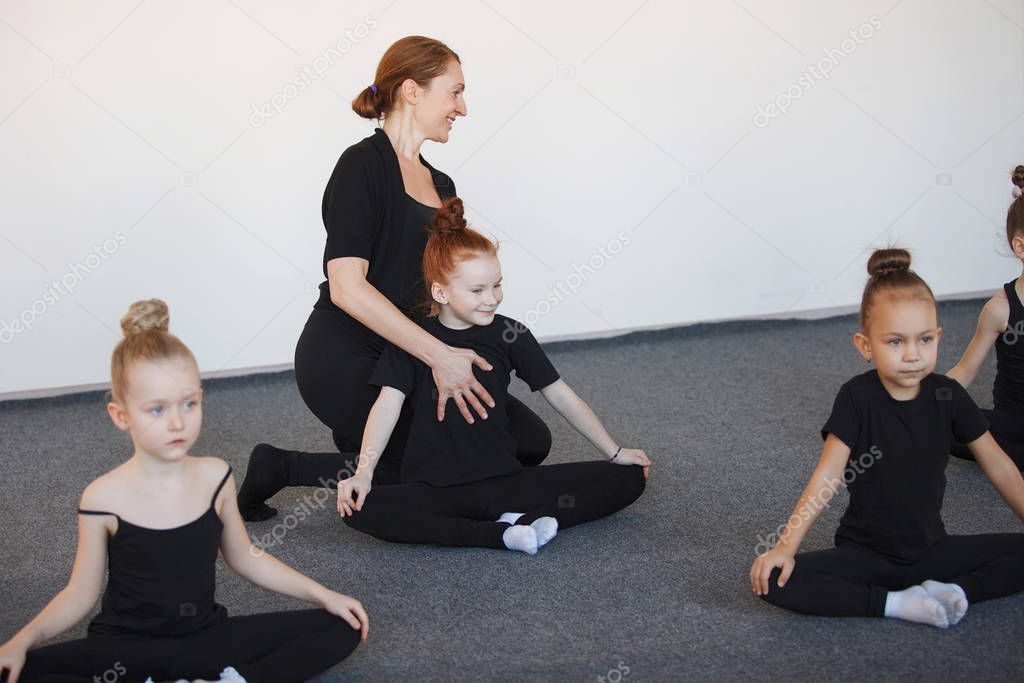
left=314, top=128, right=457, bottom=349
left=821, top=370, right=988, bottom=562
left=369, top=314, right=560, bottom=487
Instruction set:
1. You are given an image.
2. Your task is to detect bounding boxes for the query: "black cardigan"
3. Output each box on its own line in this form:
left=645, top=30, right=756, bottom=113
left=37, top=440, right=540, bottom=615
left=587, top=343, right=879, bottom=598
left=313, top=128, right=457, bottom=321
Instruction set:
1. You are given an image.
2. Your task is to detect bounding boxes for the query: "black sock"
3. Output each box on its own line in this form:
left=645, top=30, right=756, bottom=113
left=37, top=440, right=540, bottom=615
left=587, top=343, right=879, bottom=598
left=236, top=444, right=292, bottom=521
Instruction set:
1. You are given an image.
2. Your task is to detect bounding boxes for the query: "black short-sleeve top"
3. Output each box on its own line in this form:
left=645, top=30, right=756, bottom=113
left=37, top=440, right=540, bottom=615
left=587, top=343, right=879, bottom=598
left=369, top=314, right=560, bottom=487
left=820, top=370, right=988, bottom=562
left=314, top=128, right=457, bottom=346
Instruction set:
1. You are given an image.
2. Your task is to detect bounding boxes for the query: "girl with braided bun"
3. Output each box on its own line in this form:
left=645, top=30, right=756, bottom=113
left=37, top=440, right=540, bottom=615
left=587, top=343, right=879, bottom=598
left=0, top=300, right=366, bottom=683
left=750, top=248, right=1024, bottom=627
left=237, top=36, right=554, bottom=522
left=336, top=197, right=650, bottom=554
left=947, top=165, right=1024, bottom=469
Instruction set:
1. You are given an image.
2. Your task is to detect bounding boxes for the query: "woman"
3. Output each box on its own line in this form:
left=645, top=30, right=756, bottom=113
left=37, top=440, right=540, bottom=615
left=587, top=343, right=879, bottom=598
left=237, top=36, right=552, bottom=521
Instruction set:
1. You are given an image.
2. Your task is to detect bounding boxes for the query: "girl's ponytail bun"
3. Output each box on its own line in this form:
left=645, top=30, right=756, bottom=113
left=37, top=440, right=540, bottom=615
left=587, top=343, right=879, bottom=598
left=431, top=196, right=467, bottom=234
left=866, top=248, right=912, bottom=278
left=120, top=299, right=170, bottom=338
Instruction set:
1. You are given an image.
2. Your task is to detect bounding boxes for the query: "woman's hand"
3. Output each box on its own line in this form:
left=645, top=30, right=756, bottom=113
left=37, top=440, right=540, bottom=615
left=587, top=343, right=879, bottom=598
left=613, top=448, right=652, bottom=479
left=431, top=345, right=495, bottom=423
left=338, top=473, right=372, bottom=518
left=320, top=590, right=370, bottom=642
left=750, top=546, right=796, bottom=596
left=0, top=637, right=28, bottom=683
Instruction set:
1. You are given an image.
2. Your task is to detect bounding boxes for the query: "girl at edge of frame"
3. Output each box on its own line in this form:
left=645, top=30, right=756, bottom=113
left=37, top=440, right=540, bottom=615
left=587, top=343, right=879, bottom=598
left=750, top=248, right=1024, bottom=627
left=947, top=165, right=1024, bottom=469
left=0, top=300, right=367, bottom=683
left=336, top=197, right=651, bottom=554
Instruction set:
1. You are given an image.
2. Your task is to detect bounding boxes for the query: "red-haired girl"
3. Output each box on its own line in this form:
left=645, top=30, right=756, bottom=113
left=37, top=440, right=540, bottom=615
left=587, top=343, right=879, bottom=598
left=336, top=198, right=650, bottom=554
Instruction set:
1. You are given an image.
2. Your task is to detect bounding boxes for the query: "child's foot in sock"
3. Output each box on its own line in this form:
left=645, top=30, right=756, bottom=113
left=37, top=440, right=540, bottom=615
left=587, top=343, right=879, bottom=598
left=502, top=524, right=538, bottom=555
left=236, top=444, right=290, bottom=522
left=530, top=516, right=558, bottom=547
left=921, top=579, right=969, bottom=625
left=884, top=585, right=949, bottom=628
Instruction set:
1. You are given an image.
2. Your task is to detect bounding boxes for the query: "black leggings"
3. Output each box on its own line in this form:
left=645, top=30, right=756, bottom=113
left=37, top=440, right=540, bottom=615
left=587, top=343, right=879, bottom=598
left=293, top=309, right=551, bottom=485
left=16, top=608, right=359, bottom=683
left=951, top=407, right=1024, bottom=469
left=760, top=534, right=1024, bottom=617
left=343, top=461, right=646, bottom=548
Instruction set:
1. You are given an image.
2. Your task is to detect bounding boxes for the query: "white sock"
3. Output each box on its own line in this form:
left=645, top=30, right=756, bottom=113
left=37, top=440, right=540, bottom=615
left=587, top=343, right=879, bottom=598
left=883, top=585, right=949, bottom=628
left=502, top=524, right=538, bottom=555
left=921, top=579, right=969, bottom=625
left=530, top=516, right=558, bottom=546
left=498, top=511, right=524, bottom=525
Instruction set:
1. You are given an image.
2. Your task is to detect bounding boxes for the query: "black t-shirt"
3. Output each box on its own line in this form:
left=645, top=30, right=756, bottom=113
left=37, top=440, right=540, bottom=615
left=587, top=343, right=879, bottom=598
left=821, top=370, right=989, bottom=562
left=369, top=314, right=560, bottom=486
left=314, top=128, right=457, bottom=348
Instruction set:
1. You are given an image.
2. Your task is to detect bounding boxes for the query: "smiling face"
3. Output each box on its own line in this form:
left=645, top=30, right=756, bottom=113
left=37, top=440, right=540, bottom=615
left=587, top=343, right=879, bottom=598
left=413, top=58, right=467, bottom=143
left=432, top=252, right=503, bottom=329
left=107, top=356, right=203, bottom=461
left=854, top=293, right=942, bottom=400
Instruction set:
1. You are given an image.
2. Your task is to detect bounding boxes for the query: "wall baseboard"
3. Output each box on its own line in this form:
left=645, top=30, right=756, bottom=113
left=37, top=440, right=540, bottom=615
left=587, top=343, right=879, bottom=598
left=0, top=289, right=994, bottom=403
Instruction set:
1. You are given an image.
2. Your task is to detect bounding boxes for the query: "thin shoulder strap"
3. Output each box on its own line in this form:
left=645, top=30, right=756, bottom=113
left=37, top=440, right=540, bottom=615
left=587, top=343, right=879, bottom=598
left=210, top=465, right=233, bottom=507
left=78, top=509, right=121, bottom=520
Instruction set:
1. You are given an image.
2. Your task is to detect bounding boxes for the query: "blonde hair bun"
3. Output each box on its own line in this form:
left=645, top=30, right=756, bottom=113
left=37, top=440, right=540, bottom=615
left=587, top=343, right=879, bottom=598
left=120, top=299, right=170, bottom=338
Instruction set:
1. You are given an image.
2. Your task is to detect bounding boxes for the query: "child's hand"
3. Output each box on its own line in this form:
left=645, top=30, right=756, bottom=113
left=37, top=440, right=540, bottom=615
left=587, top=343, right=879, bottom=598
left=613, top=448, right=652, bottom=479
left=0, top=637, right=28, bottom=683
left=338, top=473, right=372, bottom=518
left=321, top=591, right=370, bottom=642
left=750, top=546, right=796, bottom=596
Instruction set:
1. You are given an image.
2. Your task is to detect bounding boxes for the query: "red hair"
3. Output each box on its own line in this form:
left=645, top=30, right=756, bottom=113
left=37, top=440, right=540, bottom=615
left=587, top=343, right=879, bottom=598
left=352, top=36, right=460, bottom=120
left=420, top=197, right=497, bottom=317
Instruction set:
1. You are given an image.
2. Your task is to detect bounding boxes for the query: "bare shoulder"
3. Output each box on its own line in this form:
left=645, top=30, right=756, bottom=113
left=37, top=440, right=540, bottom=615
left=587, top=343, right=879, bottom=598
left=79, top=463, right=131, bottom=511
left=191, top=455, right=233, bottom=484
left=980, top=290, right=1010, bottom=332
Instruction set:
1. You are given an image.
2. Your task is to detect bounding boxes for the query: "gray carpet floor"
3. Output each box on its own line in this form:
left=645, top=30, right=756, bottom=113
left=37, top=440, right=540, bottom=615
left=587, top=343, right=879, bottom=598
left=2, top=298, right=1023, bottom=682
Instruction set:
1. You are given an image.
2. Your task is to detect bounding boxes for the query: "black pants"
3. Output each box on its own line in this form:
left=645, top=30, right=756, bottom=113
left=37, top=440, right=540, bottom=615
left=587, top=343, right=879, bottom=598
left=951, top=407, right=1024, bottom=469
left=343, top=461, right=646, bottom=548
left=293, top=309, right=551, bottom=485
left=760, top=534, right=1024, bottom=617
left=16, top=608, right=359, bottom=683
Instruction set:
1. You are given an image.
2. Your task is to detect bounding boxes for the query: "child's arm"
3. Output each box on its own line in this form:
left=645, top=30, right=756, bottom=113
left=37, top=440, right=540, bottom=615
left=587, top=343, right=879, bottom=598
left=947, top=294, right=1007, bottom=387
left=540, top=379, right=651, bottom=471
left=969, top=431, right=1024, bottom=522
left=217, top=471, right=369, bottom=641
left=0, top=490, right=110, bottom=680
left=337, top=386, right=405, bottom=517
left=749, top=433, right=851, bottom=596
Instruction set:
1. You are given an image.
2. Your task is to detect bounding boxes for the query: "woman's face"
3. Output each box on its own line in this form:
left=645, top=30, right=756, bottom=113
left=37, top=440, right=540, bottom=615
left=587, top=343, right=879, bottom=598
left=415, top=58, right=467, bottom=143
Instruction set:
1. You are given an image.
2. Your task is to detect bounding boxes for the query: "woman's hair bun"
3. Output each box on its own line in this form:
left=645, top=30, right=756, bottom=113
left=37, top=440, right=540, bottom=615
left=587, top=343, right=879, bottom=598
left=431, top=196, right=467, bottom=234
left=866, top=248, right=912, bottom=278
left=120, top=299, right=170, bottom=338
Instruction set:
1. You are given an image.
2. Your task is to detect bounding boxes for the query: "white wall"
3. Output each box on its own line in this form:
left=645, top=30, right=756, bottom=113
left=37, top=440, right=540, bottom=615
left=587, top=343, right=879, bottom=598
left=2, top=0, right=1023, bottom=398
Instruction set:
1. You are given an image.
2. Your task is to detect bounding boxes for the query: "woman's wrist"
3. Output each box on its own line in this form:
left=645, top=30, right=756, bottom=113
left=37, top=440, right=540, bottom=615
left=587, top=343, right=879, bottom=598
left=608, top=445, right=622, bottom=461
left=417, top=336, right=449, bottom=367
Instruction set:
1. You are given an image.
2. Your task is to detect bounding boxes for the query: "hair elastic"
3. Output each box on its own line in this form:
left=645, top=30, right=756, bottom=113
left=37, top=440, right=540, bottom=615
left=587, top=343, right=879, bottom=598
left=369, top=84, right=378, bottom=95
